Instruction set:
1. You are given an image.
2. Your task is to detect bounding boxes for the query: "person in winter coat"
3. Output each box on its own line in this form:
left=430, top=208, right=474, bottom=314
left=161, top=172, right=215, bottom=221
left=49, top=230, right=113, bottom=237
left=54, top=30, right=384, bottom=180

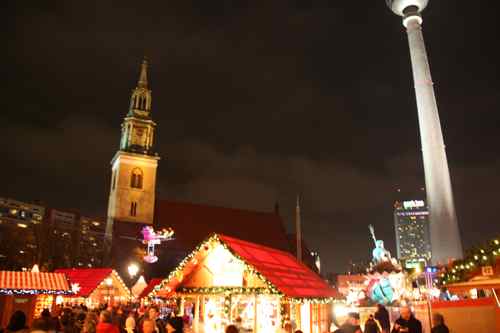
left=374, top=304, right=390, bottom=333
left=96, top=311, right=119, bottom=333
left=165, top=317, right=183, bottom=333
left=431, top=313, right=449, bottom=333
left=4, top=311, right=29, bottom=333
left=390, top=307, right=422, bottom=333
left=364, top=315, right=380, bottom=333
left=334, top=312, right=362, bottom=333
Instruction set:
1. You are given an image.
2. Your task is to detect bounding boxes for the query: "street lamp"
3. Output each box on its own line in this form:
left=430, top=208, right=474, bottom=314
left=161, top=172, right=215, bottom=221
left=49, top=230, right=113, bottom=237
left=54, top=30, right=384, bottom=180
left=128, top=263, right=140, bottom=278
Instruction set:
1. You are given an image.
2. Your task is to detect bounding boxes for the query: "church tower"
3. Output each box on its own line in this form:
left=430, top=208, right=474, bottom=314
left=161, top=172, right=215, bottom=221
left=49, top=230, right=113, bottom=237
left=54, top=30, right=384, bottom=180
left=106, top=59, right=160, bottom=238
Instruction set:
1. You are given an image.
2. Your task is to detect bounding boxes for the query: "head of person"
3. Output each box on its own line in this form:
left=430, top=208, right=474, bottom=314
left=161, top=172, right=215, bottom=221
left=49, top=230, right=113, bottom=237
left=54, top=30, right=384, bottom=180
left=31, top=318, right=50, bottom=332
left=347, top=312, right=360, bottom=326
left=432, top=313, right=444, bottom=326
left=99, top=310, right=112, bottom=324
left=225, top=325, right=238, bottom=333
left=148, top=306, right=160, bottom=320
left=40, top=309, right=51, bottom=318
left=399, top=306, right=412, bottom=321
left=166, top=317, right=183, bottom=333
left=142, top=319, right=156, bottom=333
left=7, top=311, right=27, bottom=331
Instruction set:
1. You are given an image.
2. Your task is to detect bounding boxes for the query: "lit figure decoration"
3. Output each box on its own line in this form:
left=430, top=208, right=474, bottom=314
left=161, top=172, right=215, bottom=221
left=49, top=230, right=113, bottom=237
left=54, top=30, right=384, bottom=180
left=141, top=226, right=174, bottom=263
left=369, top=225, right=392, bottom=264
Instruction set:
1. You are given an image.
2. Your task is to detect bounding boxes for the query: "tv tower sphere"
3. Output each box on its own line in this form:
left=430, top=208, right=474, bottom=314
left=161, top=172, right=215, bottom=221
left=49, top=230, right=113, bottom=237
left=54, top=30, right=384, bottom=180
left=386, top=0, right=429, bottom=16
left=386, top=0, right=463, bottom=264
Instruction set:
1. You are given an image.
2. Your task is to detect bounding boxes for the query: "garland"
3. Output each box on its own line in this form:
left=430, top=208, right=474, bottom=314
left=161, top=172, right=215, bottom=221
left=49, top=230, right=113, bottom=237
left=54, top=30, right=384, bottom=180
left=0, top=288, right=75, bottom=296
left=177, top=286, right=277, bottom=295
left=440, top=237, right=500, bottom=285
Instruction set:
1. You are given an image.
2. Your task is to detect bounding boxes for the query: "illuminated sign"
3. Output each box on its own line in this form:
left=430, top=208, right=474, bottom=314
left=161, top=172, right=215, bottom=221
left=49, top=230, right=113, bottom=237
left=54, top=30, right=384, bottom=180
left=403, top=200, right=425, bottom=210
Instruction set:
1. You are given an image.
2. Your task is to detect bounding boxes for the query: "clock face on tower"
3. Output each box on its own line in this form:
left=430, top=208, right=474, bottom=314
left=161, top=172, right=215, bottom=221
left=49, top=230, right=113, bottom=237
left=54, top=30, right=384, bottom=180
left=132, top=126, right=147, bottom=147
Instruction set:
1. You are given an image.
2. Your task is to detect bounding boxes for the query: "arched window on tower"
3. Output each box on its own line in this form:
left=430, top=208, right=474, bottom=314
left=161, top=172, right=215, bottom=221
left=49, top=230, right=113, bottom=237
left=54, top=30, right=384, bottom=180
left=130, top=168, right=143, bottom=189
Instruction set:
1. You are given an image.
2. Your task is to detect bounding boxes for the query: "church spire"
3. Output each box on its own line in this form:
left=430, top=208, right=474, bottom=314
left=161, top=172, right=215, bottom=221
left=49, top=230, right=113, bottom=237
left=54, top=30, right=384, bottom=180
left=128, top=59, right=152, bottom=118
left=138, top=58, right=148, bottom=88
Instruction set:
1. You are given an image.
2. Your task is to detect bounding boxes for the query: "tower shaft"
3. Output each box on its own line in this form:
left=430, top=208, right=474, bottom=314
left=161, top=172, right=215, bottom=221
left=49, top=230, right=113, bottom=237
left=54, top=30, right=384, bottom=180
left=296, top=195, right=302, bottom=262
left=405, top=17, right=462, bottom=263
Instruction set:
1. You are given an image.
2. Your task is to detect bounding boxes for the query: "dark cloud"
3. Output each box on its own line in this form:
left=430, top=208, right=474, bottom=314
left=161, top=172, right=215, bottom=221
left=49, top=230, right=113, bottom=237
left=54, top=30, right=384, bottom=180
left=4, top=0, right=500, bottom=271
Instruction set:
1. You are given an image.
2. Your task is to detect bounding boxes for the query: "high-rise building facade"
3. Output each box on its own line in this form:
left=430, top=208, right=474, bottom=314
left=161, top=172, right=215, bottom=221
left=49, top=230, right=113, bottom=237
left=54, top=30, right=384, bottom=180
left=394, top=200, right=431, bottom=267
left=0, top=197, right=45, bottom=270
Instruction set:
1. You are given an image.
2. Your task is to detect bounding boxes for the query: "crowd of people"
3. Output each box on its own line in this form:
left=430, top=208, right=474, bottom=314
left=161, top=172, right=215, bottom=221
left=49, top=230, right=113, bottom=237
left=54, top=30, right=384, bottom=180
left=0, top=303, right=450, bottom=333
left=0, top=305, right=184, bottom=333
left=332, top=304, right=449, bottom=333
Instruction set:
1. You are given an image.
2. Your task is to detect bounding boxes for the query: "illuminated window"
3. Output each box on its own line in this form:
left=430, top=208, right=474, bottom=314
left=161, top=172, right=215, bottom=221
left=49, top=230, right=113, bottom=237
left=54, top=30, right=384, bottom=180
left=130, top=202, right=137, bottom=216
left=130, top=168, right=143, bottom=189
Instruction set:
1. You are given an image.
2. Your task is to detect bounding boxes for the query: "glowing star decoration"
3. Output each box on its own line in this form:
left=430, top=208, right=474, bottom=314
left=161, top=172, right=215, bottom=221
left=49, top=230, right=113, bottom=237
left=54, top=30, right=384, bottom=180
left=71, top=283, right=81, bottom=294
left=141, top=226, right=174, bottom=263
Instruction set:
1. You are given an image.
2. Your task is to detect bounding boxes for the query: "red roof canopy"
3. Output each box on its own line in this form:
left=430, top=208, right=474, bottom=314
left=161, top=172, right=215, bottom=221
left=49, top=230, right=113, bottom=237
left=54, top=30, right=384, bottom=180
left=0, top=271, right=71, bottom=294
left=55, top=268, right=113, bottom=297
left=219, top=235, right=337, bottom=298
left=155, top=234, right=338, bottom=299
left=139, top=278, right=163, bottom=299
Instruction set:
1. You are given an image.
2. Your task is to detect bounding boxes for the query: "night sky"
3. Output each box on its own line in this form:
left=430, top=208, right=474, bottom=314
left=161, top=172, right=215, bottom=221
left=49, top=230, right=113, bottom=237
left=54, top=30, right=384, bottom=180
left=5, top=1, right=500, bottom=272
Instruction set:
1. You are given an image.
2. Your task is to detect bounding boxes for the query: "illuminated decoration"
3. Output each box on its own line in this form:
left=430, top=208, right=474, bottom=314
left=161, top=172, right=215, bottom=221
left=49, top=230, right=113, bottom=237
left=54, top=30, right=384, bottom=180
left=71, top=283, right=81, bottom=294
left=439, top=236, right=500, bottom=284
left=31, top=264, right=39, bottom=273
left=128, top=263, right=140, bottom=277
left=177, top=287, right=277, bottom=295
left=403, top=200, right=425, bottom=210
left=141, top=226, right=174, bottom=263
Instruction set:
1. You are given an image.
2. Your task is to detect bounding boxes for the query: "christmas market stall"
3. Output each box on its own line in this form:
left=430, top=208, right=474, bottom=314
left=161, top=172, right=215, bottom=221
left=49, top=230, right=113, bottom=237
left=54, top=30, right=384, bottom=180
left=148, top=233, right=339, bottom=333
left=55, top=268, right=131, bottom=308
left=0, top=271, right=72, bottom=327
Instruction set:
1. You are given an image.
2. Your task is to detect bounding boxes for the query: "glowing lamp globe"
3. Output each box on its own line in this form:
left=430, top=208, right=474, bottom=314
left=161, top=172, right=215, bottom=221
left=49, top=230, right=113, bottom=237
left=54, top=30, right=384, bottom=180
left=386, top=0, right=429, bottom=16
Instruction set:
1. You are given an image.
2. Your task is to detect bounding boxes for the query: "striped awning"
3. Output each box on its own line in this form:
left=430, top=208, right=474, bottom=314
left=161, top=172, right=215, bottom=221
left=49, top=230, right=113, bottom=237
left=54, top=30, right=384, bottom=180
left=0, top=271, right=71, bottom=294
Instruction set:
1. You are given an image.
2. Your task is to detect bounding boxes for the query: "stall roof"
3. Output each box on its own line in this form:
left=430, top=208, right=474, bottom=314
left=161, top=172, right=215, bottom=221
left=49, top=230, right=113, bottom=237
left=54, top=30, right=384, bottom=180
left=55, top=268, right=120, bottom=297
left=139, top=278, right=163, bottom=299
left=0, top=271, right=71, bottom=294
left=220, top=234, right=337, bottom=299
left=154, top=234, right=338, bottom=300
left=446, top=277, right=500, bottom=293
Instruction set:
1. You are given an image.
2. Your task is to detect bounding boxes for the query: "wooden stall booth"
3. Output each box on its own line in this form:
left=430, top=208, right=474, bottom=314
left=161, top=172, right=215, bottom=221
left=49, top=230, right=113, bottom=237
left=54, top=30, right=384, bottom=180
left=0, top=271, right=72, bottom=327
left=148, top=234, right=339, bottom=333
left=55, top=268, right=131, bottom=308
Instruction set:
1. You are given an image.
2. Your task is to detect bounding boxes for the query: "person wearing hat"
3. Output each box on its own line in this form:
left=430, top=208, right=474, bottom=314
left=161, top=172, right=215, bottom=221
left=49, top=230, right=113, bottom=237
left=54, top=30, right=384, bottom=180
left=334, top=312, right=362, bottom=333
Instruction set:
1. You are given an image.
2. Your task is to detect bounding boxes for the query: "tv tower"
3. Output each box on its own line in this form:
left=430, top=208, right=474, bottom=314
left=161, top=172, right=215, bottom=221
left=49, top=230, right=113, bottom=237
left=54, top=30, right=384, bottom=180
left=386, top=0, right=463, bottom=263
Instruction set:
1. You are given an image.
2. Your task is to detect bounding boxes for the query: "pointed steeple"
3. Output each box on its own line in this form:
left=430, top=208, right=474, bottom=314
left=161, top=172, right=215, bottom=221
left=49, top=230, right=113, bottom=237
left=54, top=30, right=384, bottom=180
left=138, top=58, right=148, bottom=88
